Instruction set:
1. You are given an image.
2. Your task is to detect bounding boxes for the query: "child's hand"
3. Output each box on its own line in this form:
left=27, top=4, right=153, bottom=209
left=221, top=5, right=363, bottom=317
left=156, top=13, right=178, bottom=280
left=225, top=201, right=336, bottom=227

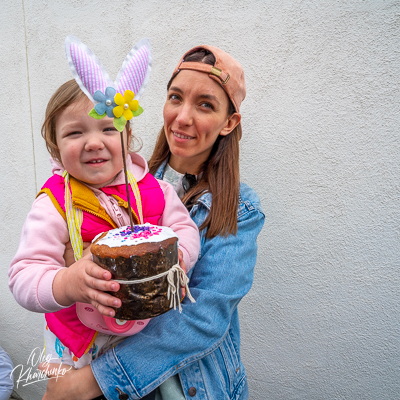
left=63, top=241, right=91, bottom=268
left=53, top=253, right=121, bottom=317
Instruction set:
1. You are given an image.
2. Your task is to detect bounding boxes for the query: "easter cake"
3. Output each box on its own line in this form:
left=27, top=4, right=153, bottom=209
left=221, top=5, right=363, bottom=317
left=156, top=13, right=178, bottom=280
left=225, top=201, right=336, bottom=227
left=91, top=223, right=179, bottom=320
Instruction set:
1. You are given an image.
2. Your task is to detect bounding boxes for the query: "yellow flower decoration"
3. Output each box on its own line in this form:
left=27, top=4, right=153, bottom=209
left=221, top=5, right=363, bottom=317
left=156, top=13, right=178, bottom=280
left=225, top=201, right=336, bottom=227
left=113, top=90, right=139, bottom=120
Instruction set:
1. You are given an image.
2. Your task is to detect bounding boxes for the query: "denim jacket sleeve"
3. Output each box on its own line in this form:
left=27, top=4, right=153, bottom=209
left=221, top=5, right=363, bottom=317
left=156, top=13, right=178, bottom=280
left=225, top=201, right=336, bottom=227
left=90, top=181, right=265, bottom=400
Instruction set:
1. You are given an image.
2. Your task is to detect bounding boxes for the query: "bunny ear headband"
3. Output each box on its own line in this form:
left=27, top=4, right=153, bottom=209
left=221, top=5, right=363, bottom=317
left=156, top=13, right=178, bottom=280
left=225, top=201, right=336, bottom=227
left=65, top=35, right=152, bottom=132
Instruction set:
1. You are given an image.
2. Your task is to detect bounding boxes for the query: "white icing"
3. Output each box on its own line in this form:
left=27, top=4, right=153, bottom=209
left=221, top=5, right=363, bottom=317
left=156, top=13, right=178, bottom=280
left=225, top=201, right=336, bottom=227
left=93, top=223, right=178, bottom=248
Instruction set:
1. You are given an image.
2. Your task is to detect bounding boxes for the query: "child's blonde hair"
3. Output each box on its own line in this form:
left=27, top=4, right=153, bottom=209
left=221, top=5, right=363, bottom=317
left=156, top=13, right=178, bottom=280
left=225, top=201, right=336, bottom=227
left=41, top=79, right=132, bottom=163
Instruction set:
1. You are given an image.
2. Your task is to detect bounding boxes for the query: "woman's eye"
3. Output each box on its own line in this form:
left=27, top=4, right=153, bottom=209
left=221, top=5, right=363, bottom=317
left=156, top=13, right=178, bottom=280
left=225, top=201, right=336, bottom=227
left=200, top=102, right=213, bottom=110
left=168, top=94, right=181, bottom=102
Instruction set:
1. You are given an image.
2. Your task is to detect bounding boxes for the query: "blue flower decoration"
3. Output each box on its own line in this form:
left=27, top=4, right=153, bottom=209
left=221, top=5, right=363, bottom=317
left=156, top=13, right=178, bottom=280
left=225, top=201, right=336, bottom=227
left=93, top=87, right=117, bottom=118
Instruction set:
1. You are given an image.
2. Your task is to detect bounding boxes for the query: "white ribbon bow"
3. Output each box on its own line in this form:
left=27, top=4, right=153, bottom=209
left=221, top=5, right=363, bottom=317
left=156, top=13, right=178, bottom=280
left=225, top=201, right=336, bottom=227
left=114, top=264, right=196, bottom=313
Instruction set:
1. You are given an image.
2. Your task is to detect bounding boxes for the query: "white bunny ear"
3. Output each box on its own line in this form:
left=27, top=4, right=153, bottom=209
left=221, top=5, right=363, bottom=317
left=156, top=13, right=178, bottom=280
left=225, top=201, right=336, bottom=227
left=65, top=36, right=115, bottom=102
left=115, top=39, right=152, bottom=100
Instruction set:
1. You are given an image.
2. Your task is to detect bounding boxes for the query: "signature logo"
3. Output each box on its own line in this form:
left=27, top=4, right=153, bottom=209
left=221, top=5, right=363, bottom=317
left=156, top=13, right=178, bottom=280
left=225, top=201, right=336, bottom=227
left=12, top=347, right=72, bottom=388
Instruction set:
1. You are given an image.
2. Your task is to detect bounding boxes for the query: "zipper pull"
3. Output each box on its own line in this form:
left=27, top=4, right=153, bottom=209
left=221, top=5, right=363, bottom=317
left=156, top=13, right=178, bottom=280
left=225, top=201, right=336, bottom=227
left=110, top=198, right=122, bottom=219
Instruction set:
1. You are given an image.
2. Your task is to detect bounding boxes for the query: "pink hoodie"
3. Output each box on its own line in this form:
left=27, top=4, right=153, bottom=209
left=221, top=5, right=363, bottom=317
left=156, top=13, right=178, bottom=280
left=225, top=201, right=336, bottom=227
left=9, top=153, right=200, bottom=313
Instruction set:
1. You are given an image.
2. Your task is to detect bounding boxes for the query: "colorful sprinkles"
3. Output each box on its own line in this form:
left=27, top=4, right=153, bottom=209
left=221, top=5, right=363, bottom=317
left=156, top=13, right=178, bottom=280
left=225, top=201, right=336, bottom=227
left=109, top=225, right=162, bottom=241
left=94, top=223, right=178, bottom=248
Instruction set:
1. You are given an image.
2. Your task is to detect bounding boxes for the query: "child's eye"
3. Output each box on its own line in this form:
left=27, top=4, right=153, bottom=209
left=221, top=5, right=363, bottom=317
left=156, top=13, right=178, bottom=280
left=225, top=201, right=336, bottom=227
left=104, top=127, right=118, bottom=132
left=66, top=131, right=81, bottom=137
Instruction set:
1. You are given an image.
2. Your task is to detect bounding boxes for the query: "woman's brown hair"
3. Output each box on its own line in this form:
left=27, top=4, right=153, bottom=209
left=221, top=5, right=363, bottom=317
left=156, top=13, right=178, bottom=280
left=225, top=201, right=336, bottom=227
left=149, top=49, right=241, bottom=239
left=41, top=79, right=133, bottom=163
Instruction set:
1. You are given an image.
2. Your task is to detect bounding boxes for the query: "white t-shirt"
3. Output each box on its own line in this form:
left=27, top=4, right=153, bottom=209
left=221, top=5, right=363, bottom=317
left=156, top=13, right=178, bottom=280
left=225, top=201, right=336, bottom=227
left=162, top=164, right=186, bottom=199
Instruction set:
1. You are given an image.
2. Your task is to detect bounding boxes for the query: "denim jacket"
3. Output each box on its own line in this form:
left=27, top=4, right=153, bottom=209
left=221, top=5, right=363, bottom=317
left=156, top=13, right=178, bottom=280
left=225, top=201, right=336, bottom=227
left=91, top=161, right=265, bottom=400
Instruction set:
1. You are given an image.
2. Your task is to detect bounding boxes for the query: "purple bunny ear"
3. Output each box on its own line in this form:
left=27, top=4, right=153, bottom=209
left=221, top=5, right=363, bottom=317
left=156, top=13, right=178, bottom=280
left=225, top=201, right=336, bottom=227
left=64, top=35, right=151, bottom=132
left=65, top=36, right=115, bottom=103
left=115, top=39, right=152, bottom=100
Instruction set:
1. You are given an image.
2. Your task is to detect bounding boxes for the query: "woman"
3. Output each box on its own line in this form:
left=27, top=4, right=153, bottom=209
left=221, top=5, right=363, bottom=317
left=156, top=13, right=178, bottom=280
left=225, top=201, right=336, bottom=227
left=41, top=44, right=265, bottom=400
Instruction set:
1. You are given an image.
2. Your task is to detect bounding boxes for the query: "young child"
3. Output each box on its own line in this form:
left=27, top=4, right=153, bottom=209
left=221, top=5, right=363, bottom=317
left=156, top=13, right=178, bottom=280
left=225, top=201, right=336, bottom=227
left=8, top=37, right=200, bottom=368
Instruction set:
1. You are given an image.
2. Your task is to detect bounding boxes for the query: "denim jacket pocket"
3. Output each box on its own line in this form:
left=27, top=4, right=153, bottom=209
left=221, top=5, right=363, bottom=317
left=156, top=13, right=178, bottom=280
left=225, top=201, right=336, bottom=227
left=209, top=328, right=247, bottom=399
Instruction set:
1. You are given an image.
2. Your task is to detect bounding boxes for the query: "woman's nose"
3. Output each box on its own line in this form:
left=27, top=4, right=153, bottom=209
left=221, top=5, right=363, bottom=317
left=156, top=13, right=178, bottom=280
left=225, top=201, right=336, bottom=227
left=175, top=104, right=193, bottom=126
left=84, top=133, right=105, bottom=151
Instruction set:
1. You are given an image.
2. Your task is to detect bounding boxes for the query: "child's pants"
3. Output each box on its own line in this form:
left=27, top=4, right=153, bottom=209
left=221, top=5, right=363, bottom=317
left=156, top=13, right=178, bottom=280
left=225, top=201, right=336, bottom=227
left=43, top=320, right=125, bottom=368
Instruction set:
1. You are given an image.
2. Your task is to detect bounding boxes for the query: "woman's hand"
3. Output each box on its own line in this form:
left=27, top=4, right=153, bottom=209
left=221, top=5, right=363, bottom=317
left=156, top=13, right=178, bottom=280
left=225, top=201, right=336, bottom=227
left=38, top=362, right=102, bottom=400
left=178, top=249, right=186, bottom=274
left=53, top=252, right=121, bottom=317
left=178, top=249, right=187, bottom=298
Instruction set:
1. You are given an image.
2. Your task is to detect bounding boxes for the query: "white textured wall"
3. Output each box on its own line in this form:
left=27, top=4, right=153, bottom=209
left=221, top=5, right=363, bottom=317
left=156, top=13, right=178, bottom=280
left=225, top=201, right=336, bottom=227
left=1, top=1, right=399, bottom=399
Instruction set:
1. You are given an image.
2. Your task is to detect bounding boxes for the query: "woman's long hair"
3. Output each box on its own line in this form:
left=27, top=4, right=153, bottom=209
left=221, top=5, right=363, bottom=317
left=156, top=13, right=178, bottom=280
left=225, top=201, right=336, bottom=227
left=149, top=50, right=241, bottom=239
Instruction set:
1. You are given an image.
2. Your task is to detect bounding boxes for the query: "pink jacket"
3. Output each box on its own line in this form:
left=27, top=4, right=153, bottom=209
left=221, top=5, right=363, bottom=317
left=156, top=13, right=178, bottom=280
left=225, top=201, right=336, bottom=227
left=9, top=153, right=200, bottom=314
left=43, top=164, right=166, bottom=358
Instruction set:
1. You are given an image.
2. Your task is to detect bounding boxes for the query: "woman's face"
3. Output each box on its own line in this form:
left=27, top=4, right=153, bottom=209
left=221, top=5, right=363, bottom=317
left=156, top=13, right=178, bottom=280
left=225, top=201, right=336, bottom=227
left=163, top=70, right=240, bottom=175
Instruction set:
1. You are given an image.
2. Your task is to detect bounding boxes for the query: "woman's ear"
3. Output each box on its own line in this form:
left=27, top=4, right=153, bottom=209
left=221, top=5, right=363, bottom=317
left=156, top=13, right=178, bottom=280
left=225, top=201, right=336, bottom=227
left=220, top=113, right=241, bottom=136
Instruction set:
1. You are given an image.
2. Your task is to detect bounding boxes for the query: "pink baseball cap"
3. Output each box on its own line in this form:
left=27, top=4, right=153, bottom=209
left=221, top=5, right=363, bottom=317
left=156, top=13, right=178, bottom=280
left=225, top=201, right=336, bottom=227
left=171, top=45, right=246, bottom=114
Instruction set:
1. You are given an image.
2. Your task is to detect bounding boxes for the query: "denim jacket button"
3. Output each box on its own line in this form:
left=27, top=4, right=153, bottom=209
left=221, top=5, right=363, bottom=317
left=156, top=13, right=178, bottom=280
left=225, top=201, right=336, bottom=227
left=188, top=386, right=197, bottom=397
left=119, top=393, right=129, bottom=400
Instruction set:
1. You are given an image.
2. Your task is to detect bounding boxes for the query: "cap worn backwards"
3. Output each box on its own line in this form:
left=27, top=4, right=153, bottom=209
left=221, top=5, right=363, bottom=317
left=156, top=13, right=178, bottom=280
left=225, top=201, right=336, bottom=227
left=172, top=44, right=246, bottom=114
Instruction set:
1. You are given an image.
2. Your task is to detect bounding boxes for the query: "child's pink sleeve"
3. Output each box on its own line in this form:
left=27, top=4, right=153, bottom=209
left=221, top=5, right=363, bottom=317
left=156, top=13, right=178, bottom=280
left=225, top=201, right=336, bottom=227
left=157, top=180, right=200, bottom=271
left=8, top=194, right=70, bottom=313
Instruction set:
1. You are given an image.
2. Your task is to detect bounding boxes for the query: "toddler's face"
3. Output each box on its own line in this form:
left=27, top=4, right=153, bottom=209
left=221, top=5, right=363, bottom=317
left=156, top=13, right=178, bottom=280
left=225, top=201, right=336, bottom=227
left=55, top=97, right=128, bottom=188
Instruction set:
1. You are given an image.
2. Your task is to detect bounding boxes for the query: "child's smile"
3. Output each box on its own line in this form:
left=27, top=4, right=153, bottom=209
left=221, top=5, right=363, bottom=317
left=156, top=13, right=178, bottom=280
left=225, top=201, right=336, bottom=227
left=55, top=97, right=129, bottom=188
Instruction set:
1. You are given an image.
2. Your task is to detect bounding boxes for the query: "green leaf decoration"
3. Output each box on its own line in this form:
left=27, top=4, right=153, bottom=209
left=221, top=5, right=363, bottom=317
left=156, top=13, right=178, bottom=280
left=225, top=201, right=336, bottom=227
left=113, top=116, right=127, bottom=132
left=88, top=108, right=106, bottom=119
left=131, top=106, right=144, bottom=117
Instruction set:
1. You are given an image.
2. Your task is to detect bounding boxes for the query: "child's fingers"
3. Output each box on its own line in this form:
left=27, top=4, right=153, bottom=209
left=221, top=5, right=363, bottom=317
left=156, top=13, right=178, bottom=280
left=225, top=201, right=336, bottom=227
left=90, top=291, right=121, bottom=316
left=85, top=262, right=113, bottom=281
left=85, top=272, right=120, bottom=293
left=92, top=301, right=117, bottom=317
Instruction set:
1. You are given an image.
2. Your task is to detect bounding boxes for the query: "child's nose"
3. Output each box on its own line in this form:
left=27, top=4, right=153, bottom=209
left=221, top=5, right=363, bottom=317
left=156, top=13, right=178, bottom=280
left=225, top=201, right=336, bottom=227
left=85, top=133, right=105, bottom=151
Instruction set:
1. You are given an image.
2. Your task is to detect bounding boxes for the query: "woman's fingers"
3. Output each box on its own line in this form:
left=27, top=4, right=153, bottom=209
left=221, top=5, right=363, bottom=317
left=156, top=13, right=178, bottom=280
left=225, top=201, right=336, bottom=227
left=179, top=258, right=187, bottom=274
left=40, top=364, right=103, bottom=400
left=39, top=363, right=75, bottom=400
left=178, top=249, right=187, bottom=297
left=38, top=362, right=75, bottom=378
